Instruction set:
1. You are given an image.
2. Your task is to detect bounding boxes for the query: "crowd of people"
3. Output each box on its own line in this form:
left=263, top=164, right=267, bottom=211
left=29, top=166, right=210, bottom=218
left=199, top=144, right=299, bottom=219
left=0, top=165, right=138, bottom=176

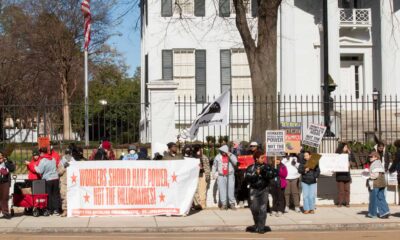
left=0, top=137, right=399, bottom=225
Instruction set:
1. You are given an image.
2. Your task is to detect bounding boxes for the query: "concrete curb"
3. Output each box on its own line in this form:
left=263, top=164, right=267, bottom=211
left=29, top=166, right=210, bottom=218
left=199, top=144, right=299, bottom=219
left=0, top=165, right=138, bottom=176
left=2, top=222, right=400, bottom=234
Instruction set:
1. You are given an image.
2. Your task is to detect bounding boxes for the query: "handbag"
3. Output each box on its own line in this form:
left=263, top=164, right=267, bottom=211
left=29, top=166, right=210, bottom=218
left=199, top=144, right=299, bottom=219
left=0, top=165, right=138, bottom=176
left=373, top=173, right=387, bottom=188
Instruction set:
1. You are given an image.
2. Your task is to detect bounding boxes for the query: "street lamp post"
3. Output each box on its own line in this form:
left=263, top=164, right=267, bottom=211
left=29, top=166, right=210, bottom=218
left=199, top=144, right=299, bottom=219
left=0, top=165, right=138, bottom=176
left=322, top=0, right=332, bottom=136
left=372, top=88, right=380, bottom=136
left=99, top=100, right=108, bottom=139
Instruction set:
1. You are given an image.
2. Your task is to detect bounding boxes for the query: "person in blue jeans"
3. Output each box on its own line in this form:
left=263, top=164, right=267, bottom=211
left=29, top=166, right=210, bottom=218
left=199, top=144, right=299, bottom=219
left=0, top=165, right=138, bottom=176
left=367, top=151, right=390, bottom=218
left=298, top=151, right=320, bottom=214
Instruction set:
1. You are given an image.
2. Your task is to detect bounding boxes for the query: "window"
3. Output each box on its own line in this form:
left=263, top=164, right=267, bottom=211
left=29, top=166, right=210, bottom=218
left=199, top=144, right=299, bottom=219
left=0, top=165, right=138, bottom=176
left=175, top=0, right=194, bottom=16
left=231, top=49, right=252, bottom=98
left=174, top=49, right=196, bottom=98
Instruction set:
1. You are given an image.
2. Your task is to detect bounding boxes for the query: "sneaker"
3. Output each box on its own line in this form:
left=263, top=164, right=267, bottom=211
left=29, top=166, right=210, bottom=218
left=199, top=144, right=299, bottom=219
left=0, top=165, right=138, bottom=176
left=53, top=211, right=61, bottom=216
left=238, top=201, right=244, bottom=208
left=275, top=212, right=282, bottom=217
left=366, top=214, right=377, bottom=218
left=303, top=210, right=310, bottom=214
left=309, top=210, right=315, bottom=214
left=229, top=204, right=237, bottom=211
left=221, top=205, right=228, bottom=210
left=284, top=206, right=289, bottom=213
left=271, top=211, right=277, bottom=216
left=295, top=207, right=301, bottom=213
left=379, top=213, right=390, bottom=219
left=2, top=213, right=12, bottom=220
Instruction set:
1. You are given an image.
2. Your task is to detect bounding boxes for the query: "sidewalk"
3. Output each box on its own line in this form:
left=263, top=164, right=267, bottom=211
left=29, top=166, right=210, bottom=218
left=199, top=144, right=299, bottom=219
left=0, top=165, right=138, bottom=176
left=1, top=206, right=400, bottom=233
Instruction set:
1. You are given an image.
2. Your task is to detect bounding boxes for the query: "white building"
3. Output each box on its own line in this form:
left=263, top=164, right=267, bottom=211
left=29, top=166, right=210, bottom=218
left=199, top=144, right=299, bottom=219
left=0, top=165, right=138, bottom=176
left=140, top=0, right=400, bottom=145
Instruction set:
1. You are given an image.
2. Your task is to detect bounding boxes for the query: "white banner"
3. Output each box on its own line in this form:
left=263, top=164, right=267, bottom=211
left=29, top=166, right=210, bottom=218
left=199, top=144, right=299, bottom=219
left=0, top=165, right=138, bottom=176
left=319, top=154, right=349, bottom=175
left=187, top=90, right=230, bottom=139
left=265, top=130, right=286, bottom=156
left=67, top=159, right=200, bottom=217
left=303, top=123, right=327, bottom=148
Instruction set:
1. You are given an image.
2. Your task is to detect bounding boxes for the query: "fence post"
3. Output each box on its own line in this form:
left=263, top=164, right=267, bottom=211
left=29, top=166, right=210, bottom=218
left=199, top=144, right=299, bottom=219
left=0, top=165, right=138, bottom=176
left=147, top=80, right=179, bottom=157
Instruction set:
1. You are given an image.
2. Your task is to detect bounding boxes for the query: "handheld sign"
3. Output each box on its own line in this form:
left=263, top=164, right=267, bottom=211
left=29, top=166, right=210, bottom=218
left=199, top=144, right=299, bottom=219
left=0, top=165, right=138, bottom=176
left=265, top=130, right=286, bottom=156
left=280, top=122, right=302, bottom=154
left=302, top=124, right=327, bottom=148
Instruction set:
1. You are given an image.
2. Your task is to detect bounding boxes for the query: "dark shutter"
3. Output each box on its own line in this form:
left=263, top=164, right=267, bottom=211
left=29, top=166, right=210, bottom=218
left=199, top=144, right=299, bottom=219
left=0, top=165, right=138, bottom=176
left=161, top=0, right=173, bottom=17
left=220, top=50, right=231, bottom=93
left=219, top=0, right=230, bottom=17
left=194, top=0, right=205, bottom=17
left=162, top=50, right=173, bottom=80
left=251, top=0, right=258, bottom=17
left=195, top=50, right=206, bottom=102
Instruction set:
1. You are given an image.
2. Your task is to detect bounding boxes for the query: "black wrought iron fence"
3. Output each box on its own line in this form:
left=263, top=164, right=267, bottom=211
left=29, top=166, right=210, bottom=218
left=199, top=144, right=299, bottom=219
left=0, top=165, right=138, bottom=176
left=0, top=102, right=146, bottom=173
left=176, top=94, right=400, bottom=152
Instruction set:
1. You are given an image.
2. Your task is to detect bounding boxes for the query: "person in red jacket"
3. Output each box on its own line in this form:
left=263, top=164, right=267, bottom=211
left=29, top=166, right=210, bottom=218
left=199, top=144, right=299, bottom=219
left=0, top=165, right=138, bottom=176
left=25, top=149, right=41, bottom=180
left=50, top=146, right=61, bottom=166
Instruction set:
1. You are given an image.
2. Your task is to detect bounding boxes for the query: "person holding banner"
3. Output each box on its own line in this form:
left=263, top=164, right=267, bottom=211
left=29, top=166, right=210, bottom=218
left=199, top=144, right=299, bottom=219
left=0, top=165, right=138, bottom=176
left=162, top=142, right=183, bottom=160
left=388, top=139, right=400, bottom=205
left=335, top=143, right=355, bottom=208
left=298, top=151, right=320, bottom=214
left=245, top=151, right=275, bottom=234
left=212, top=145, right=238, bottom=210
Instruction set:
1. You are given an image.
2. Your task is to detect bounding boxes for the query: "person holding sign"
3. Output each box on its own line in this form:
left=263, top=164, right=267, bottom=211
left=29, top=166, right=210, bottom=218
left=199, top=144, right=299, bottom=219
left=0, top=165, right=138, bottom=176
left=298, top=151, right=320, bottom=214
left=212, top=145, right=238, bottom=210
left=245, top=151, right=275, bottom=234
left=335, top=143, right=355, bottom=208
left=282, top=154, right=301, bottom=213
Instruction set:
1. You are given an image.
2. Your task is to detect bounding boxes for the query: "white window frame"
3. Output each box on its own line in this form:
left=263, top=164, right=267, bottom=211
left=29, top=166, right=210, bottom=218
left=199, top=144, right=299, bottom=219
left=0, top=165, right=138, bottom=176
left=231, top=49, right=252, bottom=98
left=173, top=49, right=196, bottom=98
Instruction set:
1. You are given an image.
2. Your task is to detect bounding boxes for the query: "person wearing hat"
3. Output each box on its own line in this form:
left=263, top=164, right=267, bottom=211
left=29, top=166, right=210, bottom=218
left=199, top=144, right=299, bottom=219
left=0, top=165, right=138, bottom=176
left=123, top=145, right=139, bottom=160
left=162, top=142, right=183, bottom=160
left=89, top=140, right=116, bottom=160
left=25, top=149, right=42, bottom=180
left=366, top=151, right=390, bottom=218
left=212, top=145, right=238, bottom=210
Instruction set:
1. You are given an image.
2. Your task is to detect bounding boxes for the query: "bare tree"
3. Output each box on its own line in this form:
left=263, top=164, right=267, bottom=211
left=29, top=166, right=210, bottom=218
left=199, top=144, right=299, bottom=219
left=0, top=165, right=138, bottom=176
left=233, top=0, right=282, bottom=142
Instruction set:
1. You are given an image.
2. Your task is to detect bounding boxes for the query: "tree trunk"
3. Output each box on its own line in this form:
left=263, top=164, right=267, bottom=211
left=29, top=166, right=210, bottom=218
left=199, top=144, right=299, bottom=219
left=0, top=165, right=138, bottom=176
left=62, top=78, right=73, bottom=141
left=234, top=0, right=281, bottom=143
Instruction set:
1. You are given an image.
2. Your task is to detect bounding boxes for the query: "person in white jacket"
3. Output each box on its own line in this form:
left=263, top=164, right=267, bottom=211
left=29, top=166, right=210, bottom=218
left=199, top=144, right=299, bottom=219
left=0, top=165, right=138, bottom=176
left=281, top=154, right=301, bottom=213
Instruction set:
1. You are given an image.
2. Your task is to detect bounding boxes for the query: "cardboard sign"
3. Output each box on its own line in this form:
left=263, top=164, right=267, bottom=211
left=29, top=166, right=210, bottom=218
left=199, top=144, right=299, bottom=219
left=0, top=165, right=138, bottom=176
left=67, top=159, right=200, bottom=217
left=318, top=154, right=349, bottom=175
left=38, top=136, right=50, bottom=151
left=265, top=130, right=285, bottom=156
left=387, top=172, right=398, bottom=186
left=237, top=155, right=254, bottom=170
left=302, top=124, right=327, bottom=148
left=280, top=122, right=302, bottom=154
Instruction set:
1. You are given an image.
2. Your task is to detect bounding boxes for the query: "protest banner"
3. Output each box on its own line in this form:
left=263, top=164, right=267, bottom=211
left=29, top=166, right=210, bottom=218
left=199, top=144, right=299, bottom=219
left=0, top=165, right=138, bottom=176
left=237, top=155, right=254, bottom=170
left=318, top=154, right=349, bottom=175
left=186, top=90, right=230, bottom=139
left=303, top=123, right=327, bottom=148
left=67, top=159, right=199, bottom=217
left=280, top=122, right=302, bottom=154
left=265, top=130, right=285, bottom=156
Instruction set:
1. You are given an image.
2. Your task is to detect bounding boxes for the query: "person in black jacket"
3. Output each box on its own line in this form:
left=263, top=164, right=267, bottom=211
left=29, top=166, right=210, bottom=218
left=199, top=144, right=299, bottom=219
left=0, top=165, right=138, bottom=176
left=298, top=151, right=320, bottom=214
left=0, top=151, right=15, bottom=219
left=389, top=139, right=400, bottom=205
left=335, top=142, right=355, bottom=207
left=245, top=151, right=275, bottom=234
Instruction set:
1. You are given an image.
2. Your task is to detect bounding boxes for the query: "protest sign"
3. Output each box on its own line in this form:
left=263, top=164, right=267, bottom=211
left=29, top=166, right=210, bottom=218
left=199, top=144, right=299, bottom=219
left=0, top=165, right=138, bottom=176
left=303, top=124, right=327, bottom=148
left=318, top=154, right=349, bottom=175
left=67, top=159, right=199, bottom=217
left=280, top=122, right=302, bottom=154
left=387, top=172, right=398, bottom=186
left=265, top=130, right=285, bottom=156
left=237, top=155, right=254, bottom=170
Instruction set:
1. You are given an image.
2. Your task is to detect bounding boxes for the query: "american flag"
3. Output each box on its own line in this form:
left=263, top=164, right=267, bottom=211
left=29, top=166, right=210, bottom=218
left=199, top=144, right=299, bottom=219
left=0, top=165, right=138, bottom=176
left=81, top=0, right=91, bottom=50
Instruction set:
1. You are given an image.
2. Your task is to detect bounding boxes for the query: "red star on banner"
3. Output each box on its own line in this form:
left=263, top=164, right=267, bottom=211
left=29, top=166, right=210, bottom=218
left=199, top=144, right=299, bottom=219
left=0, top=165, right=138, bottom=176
left=84, top=193, right=90, bottom=203
left=71, top=173, right=77, bottom=184
left=159, top=193, right=166, bottom=202
left=171, top=172, right=178, bottom=183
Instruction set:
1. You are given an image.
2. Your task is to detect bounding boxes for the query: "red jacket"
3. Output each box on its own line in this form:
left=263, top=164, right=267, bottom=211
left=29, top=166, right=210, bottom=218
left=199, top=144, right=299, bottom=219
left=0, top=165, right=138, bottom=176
left=27, top=157, right=41, bottom=180
left=50, top=150, right=61, bottom=166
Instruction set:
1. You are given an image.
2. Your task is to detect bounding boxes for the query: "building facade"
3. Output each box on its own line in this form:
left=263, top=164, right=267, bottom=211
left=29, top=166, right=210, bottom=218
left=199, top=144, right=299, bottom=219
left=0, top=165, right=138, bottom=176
left=140, top=0, right=400, bottom=145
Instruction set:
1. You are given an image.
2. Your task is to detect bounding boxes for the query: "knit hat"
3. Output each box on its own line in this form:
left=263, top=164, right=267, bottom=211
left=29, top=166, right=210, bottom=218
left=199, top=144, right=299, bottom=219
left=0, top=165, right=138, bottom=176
left=128, top=145, right=137, bottom=151
left=32, top=149, right=40, bottom=156
left=219, top=145, right=229, bottom=154
left=102, top=141, right=111, bottom=150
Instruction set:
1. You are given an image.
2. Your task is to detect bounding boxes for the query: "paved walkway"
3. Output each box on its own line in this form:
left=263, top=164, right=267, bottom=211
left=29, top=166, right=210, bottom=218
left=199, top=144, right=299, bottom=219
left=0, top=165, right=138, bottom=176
left=1, top=206, right=400, bottom=233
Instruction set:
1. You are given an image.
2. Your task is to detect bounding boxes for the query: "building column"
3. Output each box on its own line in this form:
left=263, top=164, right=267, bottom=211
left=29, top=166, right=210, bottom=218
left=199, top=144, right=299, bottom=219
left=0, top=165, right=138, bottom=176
left=279, top=0, right=296, bottom=96
left=147, top=81, right=179, bottom=155
left=380, top=0, right=398, bottom=97
left=327, top=0, right=341, bottom=87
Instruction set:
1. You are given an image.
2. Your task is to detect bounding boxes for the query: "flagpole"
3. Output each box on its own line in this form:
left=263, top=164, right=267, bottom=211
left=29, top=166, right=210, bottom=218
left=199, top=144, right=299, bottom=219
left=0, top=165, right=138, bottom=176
left=84, top=50, right=89, bottom=147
